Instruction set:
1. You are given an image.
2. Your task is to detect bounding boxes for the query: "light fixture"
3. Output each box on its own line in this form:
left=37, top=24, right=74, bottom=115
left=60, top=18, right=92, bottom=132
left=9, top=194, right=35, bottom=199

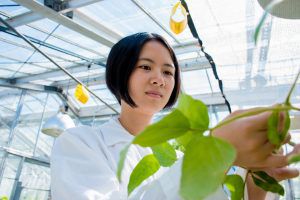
left=257, top=0, right=300, bottom=19
left=41, top=105, right=75, bottom=137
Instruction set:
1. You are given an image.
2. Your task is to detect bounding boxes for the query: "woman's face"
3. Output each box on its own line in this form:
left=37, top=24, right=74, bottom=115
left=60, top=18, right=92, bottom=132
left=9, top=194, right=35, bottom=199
left=126, top=40, right=176, bottom=115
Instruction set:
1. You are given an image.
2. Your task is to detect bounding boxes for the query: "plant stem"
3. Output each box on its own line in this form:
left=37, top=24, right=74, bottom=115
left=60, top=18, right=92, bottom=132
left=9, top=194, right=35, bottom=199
left=285, top=69, right=300, bottom=105
left=210, top=105, right=292, bottom=131
left=290, top=105, right=300, bottom=111
left=243, top=171, right=250, bottom=200
left=289, top=141, right=296, bottom=147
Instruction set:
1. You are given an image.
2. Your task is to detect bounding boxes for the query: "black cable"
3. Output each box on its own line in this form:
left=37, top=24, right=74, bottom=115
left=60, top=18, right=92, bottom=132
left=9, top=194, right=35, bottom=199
left=180, top=0, right=232, bottom=113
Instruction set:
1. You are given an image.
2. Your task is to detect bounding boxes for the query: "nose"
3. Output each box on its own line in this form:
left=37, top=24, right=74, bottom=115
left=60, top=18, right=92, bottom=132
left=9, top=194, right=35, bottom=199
left=150, top=72, right=165, bottom=87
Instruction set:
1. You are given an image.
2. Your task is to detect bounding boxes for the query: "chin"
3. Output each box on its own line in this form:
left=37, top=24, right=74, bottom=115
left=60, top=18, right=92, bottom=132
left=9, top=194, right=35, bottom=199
left=137, top=105, right=163, bottom=115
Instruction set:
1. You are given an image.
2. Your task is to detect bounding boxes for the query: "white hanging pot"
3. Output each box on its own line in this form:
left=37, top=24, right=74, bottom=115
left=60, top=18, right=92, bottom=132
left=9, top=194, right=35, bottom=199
left=41, top=112, right=75, bottom=137
left=257, top=0, right=300, bottom=19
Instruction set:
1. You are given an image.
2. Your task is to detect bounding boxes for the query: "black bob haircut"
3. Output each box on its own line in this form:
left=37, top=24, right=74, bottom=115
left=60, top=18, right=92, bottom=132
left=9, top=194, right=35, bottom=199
left=105, top=32, right=181, bottom=109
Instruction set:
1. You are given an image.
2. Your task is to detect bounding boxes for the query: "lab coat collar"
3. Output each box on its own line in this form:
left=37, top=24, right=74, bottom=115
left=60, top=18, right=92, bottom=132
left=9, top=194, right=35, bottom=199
left=100, top=116, right=135, bottom=146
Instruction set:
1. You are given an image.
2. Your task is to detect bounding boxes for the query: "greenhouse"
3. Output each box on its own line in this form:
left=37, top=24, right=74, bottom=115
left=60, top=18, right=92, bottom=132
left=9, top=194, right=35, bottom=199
left=0, top=0, right=299, bottom=199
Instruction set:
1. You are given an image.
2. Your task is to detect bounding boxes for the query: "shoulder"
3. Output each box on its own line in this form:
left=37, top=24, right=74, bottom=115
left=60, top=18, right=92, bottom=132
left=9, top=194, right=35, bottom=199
left=55, top=118, right=118, bottom=147
left=59, top=125, right=99, bottom=143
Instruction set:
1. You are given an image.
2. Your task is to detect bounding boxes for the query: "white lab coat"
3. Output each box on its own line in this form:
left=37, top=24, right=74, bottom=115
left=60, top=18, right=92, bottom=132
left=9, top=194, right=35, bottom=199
left=50, top=117, right=236, bottom=200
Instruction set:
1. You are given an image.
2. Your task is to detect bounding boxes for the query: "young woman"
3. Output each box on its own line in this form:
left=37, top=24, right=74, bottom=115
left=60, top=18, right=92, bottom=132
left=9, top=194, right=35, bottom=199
left=51, top=32, right=299, bottom=200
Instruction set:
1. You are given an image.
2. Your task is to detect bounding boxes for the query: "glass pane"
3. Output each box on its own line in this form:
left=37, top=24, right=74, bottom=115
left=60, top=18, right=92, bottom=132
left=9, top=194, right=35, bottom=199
left=0, top=154, right=21, bottom=198
left=10, top=91, right=47, bottom=155
left=0, top=87, right=22, bottom=146
left=18, top=161, right=50, bottom=200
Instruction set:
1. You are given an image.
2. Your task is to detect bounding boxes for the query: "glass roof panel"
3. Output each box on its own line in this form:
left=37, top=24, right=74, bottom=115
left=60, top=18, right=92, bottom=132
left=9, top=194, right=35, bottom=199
left=0, top=1, right=29, bottom=17
left=0, top=0, right=298, bottom=116
left=182, top=69, right=212, bottom=95
left=78, top=0, right=194, bottom=45
left=48, top=24, right=110, bottom=57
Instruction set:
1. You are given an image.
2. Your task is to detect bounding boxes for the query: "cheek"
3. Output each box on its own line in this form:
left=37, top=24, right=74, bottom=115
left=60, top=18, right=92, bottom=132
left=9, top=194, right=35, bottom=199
left=128, top=74, right=144, bottom=96
left=166, top=79, right=175, bottom=93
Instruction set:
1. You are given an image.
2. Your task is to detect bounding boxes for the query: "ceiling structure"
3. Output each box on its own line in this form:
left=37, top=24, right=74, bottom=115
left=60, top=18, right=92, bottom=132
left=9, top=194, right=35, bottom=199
left=0, top=0, right=299, bottom=118
left=0, top=2, right=299, bottom=199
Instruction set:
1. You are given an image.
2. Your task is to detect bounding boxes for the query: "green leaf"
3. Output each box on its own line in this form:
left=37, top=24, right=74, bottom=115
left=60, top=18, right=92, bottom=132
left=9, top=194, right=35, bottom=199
left=280, top=111, right=290, bottom=141
left=175, top=131, right=194, bottom=150
left=288, top=153, right=300, bottom=164
left=177, top=94, right=209, bottom=131
left=251, top=173, right=284, bottom=196
left=268, top=111, right=281, bottom=146
left=127, top=154, right=160, bottom=195
left=180, top=136, right=236, bottom=200
left=151, top=142, right=177, bottom=167
left=133, top=109, right=190, bottom=147
left=117, top=144, right=130, bottom=182
left=224, top=175, right=245, bottom=200
left=253, top=171, right=277, bottom=184
left=268, top=110, right=290, bottom=147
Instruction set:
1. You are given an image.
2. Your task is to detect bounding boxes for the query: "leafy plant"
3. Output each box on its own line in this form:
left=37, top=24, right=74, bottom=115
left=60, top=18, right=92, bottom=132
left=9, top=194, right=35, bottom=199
left=117, top=13, right=300, bottom=198
left=117, top=66, right=299, bottom=199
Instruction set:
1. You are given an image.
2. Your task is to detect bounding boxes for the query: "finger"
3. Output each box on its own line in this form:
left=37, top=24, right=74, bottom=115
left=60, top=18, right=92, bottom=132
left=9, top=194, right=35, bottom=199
left=261, top=154, right=288, bottom=168
left=287, top=144, right=300, bottom=156
left=282, top=133, right=291, bottom=145
left=271, top=167, right=299, bottom=181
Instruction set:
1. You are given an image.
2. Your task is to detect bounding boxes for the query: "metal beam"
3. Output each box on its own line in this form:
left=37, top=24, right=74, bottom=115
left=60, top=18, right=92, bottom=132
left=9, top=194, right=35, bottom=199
left=0, top=26, right=102, bottom=64
left=0, top=54, right=52, bottom=71
left=74, top=10, right=122, bottom=41
left=0, top=78, right=61, bottom=93
left=11, top=0, right=115, bottom=47
left=2, top=9, right=106, bottom=58
left=15, top=62, right=103, bottom=84
left=27, top=24, right=106, bottom=57
left=0, top=36, right=85, bottom=64
left=6, top=0, right=102, bottom=27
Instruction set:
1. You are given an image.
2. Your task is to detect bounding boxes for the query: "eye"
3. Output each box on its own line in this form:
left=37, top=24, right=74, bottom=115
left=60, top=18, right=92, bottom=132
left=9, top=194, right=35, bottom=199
left=139, top=65, right=151, bottom=70
left=164, top=70, right=174, bottom=76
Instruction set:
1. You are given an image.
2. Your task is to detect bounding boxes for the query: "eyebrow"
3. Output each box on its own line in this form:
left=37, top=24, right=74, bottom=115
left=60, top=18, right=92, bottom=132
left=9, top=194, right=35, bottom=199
left=138, top=58, right=175, bottom=68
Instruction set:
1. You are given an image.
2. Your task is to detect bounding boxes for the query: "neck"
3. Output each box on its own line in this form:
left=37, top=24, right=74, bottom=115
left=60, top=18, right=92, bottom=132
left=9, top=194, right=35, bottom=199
left=119, top=103, right=153, bottom=136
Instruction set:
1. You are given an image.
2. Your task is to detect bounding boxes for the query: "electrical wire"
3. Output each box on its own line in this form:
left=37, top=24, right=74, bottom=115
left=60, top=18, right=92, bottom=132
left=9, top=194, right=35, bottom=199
left=180, top=0, right=232, bottom=113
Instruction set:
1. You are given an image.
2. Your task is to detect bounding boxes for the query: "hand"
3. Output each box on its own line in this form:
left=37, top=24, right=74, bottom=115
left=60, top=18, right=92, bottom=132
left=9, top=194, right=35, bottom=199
left=247, top=144, right=299, bottom=200
left=261, top=144, right=300, bottom=181
left=212, top=108, right=289, bottom=169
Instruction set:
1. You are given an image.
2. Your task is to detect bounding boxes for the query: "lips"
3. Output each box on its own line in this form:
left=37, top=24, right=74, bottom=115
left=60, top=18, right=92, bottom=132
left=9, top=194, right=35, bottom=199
left=145, top=91, right=163, bottom=98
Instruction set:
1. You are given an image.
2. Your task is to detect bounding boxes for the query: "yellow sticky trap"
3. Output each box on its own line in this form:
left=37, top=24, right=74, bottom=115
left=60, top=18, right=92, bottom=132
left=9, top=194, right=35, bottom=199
left=170, top=2, right=188, bottom=34
left=75, top=84, right=89, bottom=104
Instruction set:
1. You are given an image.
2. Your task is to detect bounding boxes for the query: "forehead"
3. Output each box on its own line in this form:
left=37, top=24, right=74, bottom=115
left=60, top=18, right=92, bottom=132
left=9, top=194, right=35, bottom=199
left=138, top=40, right=173, bottom=62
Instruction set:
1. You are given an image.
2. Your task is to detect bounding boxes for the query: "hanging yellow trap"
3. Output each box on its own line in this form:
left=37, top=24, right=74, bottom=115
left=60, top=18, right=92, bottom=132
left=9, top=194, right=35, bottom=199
left=75, top=84, right=89, bottom=104
left=170, top=2, right=188, bottom=34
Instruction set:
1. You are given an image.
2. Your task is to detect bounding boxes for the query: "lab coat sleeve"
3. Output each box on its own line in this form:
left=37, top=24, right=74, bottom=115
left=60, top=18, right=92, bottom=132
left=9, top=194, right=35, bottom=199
left=50, top=128, right=125, bottom=200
